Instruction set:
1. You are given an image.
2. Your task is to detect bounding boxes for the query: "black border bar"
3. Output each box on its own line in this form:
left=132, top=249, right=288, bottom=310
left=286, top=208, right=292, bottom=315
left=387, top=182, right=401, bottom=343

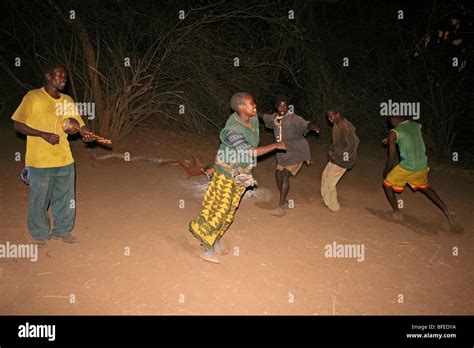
left=0, top=315, right=472, bottom=346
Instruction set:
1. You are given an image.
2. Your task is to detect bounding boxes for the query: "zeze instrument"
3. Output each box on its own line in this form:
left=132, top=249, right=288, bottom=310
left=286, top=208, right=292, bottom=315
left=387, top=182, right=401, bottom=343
left=62, top=118, right=112, bottom=146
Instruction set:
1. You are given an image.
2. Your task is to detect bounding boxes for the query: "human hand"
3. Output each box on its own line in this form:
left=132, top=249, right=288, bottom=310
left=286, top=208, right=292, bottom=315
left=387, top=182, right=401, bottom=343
left=304, top=127, right=320, bottom=136
left=82, top=135, right=95, bottom=143
left=41, top=132, right=60, bottom=145
left=276, top=142, right=286, bottom=151
left=79, top=127, right=95, bottom=142
left=202, top=167, right=216, bottom=176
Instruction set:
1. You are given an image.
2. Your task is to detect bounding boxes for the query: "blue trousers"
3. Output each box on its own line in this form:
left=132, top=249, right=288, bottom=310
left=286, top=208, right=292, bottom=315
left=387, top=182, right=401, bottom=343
left=27, top=163, right=76, bottom=240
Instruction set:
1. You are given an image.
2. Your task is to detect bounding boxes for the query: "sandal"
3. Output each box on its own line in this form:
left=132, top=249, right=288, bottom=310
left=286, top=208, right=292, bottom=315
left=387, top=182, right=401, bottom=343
left=54, top=234, right=78, bottom=244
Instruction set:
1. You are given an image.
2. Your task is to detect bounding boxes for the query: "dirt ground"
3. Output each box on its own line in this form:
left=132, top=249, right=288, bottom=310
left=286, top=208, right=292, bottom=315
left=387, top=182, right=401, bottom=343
left=1, top=123, right=473, bottom=315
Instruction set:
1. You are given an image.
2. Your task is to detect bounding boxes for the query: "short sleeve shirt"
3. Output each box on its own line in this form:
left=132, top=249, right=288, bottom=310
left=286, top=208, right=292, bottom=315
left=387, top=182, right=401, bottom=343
left=262, top=112, right=311, bottom=166
left=11, top=88, right=85, bottom=168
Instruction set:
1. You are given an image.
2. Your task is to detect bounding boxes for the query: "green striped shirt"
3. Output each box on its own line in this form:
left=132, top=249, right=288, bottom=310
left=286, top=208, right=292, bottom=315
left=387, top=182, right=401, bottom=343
left=392, top=120, right=428, bottom=172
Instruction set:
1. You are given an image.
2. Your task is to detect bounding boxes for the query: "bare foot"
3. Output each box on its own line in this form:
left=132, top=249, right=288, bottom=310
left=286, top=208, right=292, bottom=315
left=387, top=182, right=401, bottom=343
left=200, top=250, right=220, bottom=264
left=391, top=211, right=404, bottom=221
left=270, top=206, right=286, bottom=217
left=447, top=211, right=457, bottom=226
left=214, top=240, right=229, bottom=255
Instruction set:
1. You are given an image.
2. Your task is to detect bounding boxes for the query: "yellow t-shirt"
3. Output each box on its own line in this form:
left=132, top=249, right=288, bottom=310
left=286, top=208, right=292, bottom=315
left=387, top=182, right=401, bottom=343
left=11, top=87, right=85, bottom=168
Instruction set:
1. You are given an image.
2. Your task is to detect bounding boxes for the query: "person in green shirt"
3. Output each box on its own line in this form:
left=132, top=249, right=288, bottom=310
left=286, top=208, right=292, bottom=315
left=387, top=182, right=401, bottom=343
left=383, top=116, right=456, bottom=225
left=189, top=92, right=286, bottom=264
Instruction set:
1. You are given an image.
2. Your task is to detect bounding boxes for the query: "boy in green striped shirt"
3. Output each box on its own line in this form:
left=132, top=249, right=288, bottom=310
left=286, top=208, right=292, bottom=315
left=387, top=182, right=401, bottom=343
left=383, top=116, right=456, bottom=224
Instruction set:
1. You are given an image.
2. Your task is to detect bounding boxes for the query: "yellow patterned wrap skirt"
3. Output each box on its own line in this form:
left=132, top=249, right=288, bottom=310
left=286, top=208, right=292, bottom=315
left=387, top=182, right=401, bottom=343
left=189, top=172, right=246, bottom=249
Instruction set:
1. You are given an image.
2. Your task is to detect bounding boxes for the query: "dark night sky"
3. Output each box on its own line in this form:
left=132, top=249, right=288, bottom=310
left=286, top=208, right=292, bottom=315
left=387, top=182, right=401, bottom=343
left=1, top=0, right=473, bottom=159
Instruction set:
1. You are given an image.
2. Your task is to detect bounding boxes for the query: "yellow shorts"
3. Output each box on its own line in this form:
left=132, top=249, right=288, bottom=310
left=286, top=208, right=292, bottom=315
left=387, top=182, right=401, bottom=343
left=276, top=162, right=303, bottom=176
left=383, top=164, right=429, bottom=192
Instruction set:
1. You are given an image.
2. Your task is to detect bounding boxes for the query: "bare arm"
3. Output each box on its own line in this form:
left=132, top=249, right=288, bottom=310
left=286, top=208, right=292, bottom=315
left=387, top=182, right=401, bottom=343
left=13, top=121, right=59, bottom=145
left=304, top=122, right=320, bottom=136
left=221, top=129, right=286, bottom=159
left=383, top=131, right=399, bottom=178
left=252, top=142, right=286, bottom=157
left=258, top=112, right=276, bottom=129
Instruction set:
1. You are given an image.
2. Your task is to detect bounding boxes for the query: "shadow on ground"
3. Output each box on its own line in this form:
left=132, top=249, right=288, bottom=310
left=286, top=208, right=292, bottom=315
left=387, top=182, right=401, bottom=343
left=365, top=207, right=464, bottom=236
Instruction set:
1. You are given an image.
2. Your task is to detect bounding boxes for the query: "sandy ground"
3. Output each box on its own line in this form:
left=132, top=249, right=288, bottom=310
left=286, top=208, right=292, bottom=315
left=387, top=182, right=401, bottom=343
left=0, top=123, right=473, bottom=315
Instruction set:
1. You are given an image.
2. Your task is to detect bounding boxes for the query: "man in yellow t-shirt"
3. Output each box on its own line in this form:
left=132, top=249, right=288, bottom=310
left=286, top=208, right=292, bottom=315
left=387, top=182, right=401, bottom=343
left=12, top=61, right=93, bottom=246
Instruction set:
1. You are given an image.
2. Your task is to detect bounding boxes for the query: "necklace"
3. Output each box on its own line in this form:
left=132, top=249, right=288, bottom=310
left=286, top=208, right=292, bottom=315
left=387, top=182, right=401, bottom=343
left=273, top=113, right=288, bottom=142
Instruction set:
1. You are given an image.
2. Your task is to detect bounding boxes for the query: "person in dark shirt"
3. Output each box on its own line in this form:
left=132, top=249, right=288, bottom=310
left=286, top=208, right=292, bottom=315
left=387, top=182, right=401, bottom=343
left=321, top=105, right=359, bottom=211
left=261, top=95, right=319, bottom=216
